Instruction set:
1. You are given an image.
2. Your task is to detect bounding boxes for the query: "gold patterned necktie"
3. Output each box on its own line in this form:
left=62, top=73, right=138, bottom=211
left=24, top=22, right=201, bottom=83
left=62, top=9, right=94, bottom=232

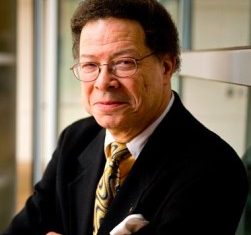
left=93, top=142, right=135, bottom=235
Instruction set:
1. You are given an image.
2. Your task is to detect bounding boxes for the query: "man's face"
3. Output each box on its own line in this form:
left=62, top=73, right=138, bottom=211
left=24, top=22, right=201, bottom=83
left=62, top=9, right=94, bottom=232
left=79, top=18, right=174, bottom=142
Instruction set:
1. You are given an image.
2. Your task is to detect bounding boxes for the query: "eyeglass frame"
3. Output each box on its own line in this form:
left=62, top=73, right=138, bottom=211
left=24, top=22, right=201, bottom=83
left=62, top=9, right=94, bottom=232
left=70, top=52, right=155, bottom=82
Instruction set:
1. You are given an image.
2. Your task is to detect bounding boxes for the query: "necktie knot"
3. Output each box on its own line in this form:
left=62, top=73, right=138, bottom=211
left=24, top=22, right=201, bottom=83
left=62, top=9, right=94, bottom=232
left=108, top=142, right=130, bottom=166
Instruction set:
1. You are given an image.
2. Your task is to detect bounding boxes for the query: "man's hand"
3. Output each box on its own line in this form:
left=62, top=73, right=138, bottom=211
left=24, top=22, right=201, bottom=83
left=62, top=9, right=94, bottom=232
left=46, top=232, right=62, bottom=235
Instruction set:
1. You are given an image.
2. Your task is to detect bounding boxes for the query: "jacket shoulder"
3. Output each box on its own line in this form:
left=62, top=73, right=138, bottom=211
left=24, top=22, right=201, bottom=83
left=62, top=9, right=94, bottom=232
left=58, top=116, right=103, bottom=153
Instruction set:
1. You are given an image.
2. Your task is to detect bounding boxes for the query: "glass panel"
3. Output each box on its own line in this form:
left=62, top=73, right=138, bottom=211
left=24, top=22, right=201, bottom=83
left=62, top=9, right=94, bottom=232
left=182, top=78, right=248, bottom=157
left=159, top=0, right=180, bottom=92
left=159, top=0, right=179, bottom=24
left=192, top=0, right=251, bottom=49
left=0, top=0, right=16, bottom=231
left=58, top=0, right=89, bottom=133
left=15, top=0, right=33, bottom=214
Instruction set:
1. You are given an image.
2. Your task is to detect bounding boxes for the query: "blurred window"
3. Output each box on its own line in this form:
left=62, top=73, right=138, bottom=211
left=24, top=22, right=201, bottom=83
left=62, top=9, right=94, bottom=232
left=0, top=0, right=16, bottom=231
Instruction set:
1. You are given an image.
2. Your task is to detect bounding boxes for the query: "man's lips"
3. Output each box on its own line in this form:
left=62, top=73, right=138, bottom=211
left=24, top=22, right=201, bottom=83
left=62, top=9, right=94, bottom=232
left=93, top=100, right=127, bottom=111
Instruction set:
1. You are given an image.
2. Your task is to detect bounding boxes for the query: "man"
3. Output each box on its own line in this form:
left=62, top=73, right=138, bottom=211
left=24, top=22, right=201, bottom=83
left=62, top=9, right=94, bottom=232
left=2, top=0, right=248, bottom=235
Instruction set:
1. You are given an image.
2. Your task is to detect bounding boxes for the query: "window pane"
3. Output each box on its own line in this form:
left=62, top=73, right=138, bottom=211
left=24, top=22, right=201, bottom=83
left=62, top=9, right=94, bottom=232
left=58, top=0, right=89, bottom=133
left=0, top=0, right=16, bottom=231
left=192, top=0, right=251, bottom=49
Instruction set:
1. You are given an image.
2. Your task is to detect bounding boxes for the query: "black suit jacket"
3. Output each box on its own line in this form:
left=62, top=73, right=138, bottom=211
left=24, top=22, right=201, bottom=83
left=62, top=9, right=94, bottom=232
left=2, top=92, right=248, bottom=235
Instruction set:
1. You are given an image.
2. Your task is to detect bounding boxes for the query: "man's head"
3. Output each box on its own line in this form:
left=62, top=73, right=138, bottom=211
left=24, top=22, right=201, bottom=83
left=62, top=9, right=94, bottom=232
left=71, top=0, right=180, bottom=71
left=70, top=0, right=180, bottom=142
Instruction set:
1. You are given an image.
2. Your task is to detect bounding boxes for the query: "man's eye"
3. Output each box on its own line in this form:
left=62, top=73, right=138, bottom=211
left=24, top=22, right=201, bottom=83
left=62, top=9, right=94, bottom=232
left=114, top=59, right=136, bottom=70
left=80, top=63, right=98, bottom=72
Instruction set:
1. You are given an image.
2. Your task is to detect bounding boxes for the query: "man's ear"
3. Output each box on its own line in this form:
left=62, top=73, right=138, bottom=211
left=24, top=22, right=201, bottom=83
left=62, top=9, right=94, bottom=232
left=162, top=55, right=176, bottom=75
left=163, top=61, right=171, bottom=74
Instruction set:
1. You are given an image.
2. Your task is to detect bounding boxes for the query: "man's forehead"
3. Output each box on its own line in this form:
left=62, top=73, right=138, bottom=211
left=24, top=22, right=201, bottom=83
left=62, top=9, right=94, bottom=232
left=79, top=18, right=147, bottom=55
left=80, top=18, right=145, bottom=41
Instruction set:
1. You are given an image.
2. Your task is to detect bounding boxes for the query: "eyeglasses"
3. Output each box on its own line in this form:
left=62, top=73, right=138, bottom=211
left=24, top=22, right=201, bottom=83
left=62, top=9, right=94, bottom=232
left=70, top=52, right=155, bottom=82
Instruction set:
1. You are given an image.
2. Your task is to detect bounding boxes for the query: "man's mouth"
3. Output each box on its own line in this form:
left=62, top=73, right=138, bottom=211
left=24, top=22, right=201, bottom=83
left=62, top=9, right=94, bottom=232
left=94, top=100, right=127, bottom=112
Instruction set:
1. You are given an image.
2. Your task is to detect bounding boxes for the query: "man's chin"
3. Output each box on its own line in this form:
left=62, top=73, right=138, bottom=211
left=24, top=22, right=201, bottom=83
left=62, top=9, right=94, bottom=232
left=95, top=116, right=121, bottom=130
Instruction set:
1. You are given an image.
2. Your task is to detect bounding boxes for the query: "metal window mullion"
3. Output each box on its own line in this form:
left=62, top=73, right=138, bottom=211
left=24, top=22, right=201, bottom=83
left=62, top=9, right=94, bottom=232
left=178, top=0, right=192, bottom=96
left=179, top=0, right=192, bottom=50
left=44, top=0, right=58, bottom=166
left=33, top=0, right=59, bottom=184
left=33, top=0, right=44, bottom=184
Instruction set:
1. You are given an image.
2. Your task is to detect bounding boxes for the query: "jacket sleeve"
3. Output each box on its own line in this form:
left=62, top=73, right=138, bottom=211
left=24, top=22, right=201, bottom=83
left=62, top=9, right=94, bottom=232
left=1, top=130, right=66, bottom=235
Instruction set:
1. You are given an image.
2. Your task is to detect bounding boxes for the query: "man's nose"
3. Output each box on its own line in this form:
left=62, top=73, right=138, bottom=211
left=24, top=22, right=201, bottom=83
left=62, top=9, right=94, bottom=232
left=94, top=65, right=119, bottom=90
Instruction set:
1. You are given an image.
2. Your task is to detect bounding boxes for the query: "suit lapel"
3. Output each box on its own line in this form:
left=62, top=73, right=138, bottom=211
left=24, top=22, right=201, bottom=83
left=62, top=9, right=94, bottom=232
left=68, top=129, right=106, bottom=235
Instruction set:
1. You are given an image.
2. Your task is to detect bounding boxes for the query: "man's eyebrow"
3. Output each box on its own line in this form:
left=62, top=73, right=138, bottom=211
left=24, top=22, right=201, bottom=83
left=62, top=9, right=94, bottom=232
left=80, top=54, right=96, bottom=59
left=79, top=49, right=139, bottom=60
left=111, top=49, right=138, bottom=57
